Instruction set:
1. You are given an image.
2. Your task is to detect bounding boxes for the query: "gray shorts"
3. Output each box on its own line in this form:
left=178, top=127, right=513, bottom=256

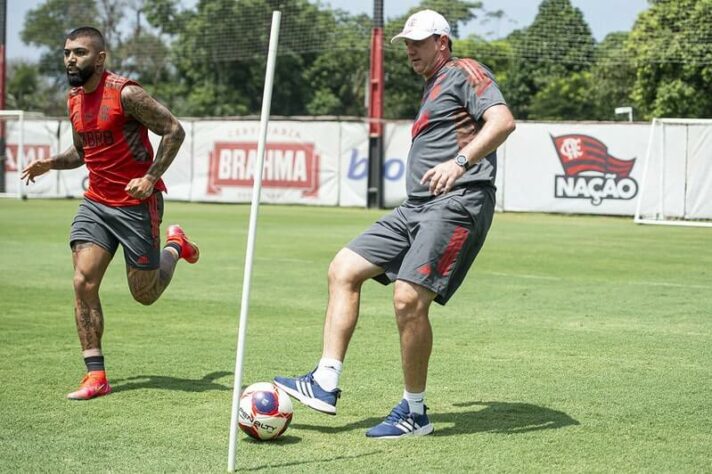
left=70, top=194, right=164, bottom=270
left=347, top=186, right=495, bottom=305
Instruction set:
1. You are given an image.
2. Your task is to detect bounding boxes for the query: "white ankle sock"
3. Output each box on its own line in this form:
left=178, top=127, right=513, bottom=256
left=404, top=389, right=425, bottom=415
left=313, top=358, right=342, bottom=392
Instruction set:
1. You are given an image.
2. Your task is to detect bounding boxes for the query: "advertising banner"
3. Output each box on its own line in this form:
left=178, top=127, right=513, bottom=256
left=15, top=118, right=707, bottom=221
left=191, top=121, right=339, bottom=205
left=503, top=123, right=650, bottom=215
left=337, top=121, right=369, bottom=207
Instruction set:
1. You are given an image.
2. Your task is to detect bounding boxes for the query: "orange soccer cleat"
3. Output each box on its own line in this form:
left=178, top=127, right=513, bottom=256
left=166, top=224, right=200, bottom=264
left=66, top=371, right=112, bottom=401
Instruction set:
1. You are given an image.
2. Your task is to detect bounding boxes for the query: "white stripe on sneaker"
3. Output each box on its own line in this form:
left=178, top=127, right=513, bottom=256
left=395, top=422, right=410, bottom=434
left=274, top=377, right=338, bottom=415
left=298, top=380, right=314, bottom=398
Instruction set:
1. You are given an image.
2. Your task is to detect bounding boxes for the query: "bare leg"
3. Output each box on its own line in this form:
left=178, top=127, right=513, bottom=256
left=72, top=243, right=113, bottom=356
left=126, top=248, right=179, bottom=306
left=321, top=248, right=383, bottom=361
left=393, top=280, right=437, bottom=393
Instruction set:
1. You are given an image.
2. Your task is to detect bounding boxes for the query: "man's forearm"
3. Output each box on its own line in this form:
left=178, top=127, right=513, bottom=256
left=145, top=124, right=185, bottom=181
left=461, top=107, right=516, bottom=166
left=52, top=146, right=84, bottom=169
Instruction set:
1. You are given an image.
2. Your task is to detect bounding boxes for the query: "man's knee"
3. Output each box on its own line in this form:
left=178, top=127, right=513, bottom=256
left=127, top=269, right=160, bottom=306
left=130, top=288, right=158, bottom=306
left=73, top=272, right=98, bottom=297
left=393, top=281, right=434, bottom=322
left=328, top=249, right=367, bottom=288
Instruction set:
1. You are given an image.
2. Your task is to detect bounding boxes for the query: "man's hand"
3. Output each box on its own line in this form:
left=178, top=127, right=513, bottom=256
left=420, top=159, right=467, bottom=196
left=125, top=175, right=157, bottom=200
left=21, top=159, right=52, bottom=185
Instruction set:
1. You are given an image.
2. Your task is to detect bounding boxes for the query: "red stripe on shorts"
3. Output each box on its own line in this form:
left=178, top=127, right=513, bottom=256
left=436, top=226, right=470, bottom=276
left=147, top=194, right=160, bottom=245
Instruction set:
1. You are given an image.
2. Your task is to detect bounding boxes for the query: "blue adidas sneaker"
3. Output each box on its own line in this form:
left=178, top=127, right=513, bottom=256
left=273, top=371, right=340, bottom=415
left=365, top=399, right=434, bottom=439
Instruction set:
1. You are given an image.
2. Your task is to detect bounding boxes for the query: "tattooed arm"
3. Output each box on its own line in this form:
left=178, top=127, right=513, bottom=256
left=121, top=85, right=185, bottom=199
left=21, top=126, right=85, bottom=185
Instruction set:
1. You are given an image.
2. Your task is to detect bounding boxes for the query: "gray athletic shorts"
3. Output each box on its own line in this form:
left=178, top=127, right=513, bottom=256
left=347, top=186, right=495, bottom=305
left=69, top=194, right=164, bottom=270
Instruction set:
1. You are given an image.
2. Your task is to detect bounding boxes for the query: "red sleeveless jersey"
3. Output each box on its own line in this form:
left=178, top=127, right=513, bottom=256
left=68, top=71, right=167, bottom=206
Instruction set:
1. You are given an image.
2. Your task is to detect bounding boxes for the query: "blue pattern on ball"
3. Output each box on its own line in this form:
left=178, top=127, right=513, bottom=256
left=253, top=391, right=279, bottom=414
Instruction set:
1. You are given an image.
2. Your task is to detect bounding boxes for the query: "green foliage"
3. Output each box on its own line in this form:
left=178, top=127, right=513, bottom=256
left=6, top=62, right=41, bottom=111
left=19, top=0, right=172, bottom=112
left=21, top=0, right=99, bottom=49
left=11, top=0, right=712, bottom=120
left=589, top=32, right=636, bottom=120
left=454, top=36, right=512, bottom=81
left=504, top=0, right=595, bottom=119
left=528, top=30, right=640, bottom=121
left=302, top=13, right=371, bottom=116
left=20, top=0, right=99, bottom=84
left=528, top=71, right=599, bottom=120
left=628, top=0, right=712, bottom=119
left=6, top=61, right=66, bottom=115
left=151, top=0, right=341, bottom=116
left=114, top=33, right=173, bottom=90
left=415, top=0, right=483, bottom=38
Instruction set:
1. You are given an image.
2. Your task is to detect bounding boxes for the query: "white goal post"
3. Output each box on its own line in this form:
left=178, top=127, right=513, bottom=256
left=0, top=110, right=26, bottom=200
left=634, top=118, right=712, bottom=227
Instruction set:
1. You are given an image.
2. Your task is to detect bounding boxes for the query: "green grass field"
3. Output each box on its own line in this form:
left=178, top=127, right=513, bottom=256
left=1, top=199, right=710, bottom=472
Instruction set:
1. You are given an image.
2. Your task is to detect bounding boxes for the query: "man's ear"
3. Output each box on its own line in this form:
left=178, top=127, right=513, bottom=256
left=97, top=51, right=107, bottom=68
left=439, top=35, right=449, bottom=52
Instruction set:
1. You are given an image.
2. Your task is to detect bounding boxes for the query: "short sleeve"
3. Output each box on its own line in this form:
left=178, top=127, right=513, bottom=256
left=453, top=59, right=506, bottom=121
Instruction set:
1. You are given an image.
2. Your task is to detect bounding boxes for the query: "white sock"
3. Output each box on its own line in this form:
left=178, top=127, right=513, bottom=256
left=313, top=358, right=342, bottom=392
left=404, top=389, right=425, bottom=415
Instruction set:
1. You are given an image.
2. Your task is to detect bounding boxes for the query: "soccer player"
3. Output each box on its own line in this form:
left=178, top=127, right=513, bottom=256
left=274, top=10, right=515, bottom=438
left=20, top=27, right=199, bottom=401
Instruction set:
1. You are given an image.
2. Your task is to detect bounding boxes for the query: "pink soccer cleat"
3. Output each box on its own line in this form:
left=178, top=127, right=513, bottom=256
left=166, top=224, right=200, bottom=264
left=67, top=371, right=112, bottom=401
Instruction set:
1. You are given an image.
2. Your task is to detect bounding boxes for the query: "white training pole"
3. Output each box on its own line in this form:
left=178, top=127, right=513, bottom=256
left=227, top=10, right=281, bottom=473
left=17, top=111, right=26, bottom=200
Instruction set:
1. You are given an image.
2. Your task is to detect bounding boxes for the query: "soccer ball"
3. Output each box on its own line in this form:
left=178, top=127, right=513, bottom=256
left=238, top=382, right=293, bottom=441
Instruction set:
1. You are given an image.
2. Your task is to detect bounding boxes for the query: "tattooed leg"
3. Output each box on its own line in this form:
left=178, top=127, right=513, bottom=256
left=72, top=242, right=113, bottom=354
left=126, top=248, right=179, bottom=305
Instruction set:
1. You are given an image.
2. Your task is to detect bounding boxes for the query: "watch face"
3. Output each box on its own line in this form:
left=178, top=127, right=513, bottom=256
left=456, top=155, right=468, bottom=167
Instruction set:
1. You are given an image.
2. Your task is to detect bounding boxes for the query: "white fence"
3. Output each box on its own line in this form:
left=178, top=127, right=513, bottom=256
left=4, top=117, right=708, bottom=218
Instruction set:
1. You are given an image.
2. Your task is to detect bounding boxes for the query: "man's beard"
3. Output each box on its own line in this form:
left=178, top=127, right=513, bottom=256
left=66, top=64, right=95, bottom=87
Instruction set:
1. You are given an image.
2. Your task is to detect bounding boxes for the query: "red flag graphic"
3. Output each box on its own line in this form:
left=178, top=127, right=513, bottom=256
left=551, top=134, right=635, bottom=178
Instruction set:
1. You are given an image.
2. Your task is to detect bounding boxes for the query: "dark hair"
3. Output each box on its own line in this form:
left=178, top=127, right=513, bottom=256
left=66, top=27, right=106, bottom=51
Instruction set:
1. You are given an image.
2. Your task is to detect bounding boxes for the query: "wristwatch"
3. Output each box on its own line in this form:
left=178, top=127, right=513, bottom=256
left=454, top=154, right=470, bottom=170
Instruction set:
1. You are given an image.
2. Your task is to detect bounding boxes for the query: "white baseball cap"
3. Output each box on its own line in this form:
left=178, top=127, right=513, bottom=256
left=391, top=9, right=451, bottom=43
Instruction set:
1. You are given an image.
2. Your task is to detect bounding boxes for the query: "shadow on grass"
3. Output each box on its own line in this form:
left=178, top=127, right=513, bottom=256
left=110, top=371, right=231, bottom=393
left=292, top=400, right=579, bottom=437
left=246, top=449, right=383, bottom=471
left=240, top=434, right=302, bottom=446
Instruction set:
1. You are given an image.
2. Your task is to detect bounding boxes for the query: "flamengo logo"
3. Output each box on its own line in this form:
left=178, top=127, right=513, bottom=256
left=207, top=142, right=319, bottom=196
left=551, top=134, right=638, bottom=206
left=4, top=144, right=52, bottom=172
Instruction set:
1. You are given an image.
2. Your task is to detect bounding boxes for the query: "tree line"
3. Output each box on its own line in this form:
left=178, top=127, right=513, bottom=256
left=8, top=0, right=712, bottom=121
